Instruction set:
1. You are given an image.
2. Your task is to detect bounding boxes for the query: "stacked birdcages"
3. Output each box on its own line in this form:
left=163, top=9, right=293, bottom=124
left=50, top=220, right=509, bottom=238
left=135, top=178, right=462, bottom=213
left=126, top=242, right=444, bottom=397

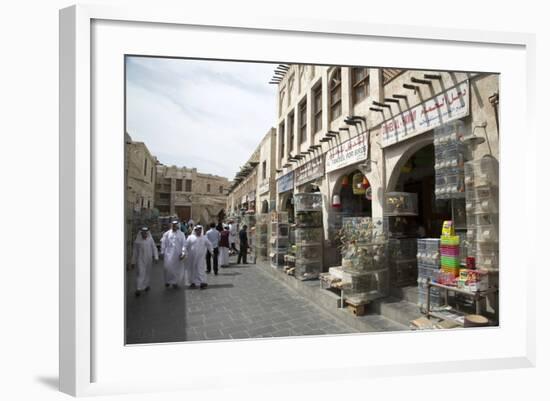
left=464, top=156, right=499, bottom=272
left=384, top=192, right=418, bottom=287
left=293, top=193, right=323, bottom=280
left=416, top=238, right=443, bottom=310
left=270, top=211, right=289, bottom=268
left=339, top=217, right=389, bottom=302
left=255, top=213, right=269, bottom=262
left=433, top=121, right=468, bottom=200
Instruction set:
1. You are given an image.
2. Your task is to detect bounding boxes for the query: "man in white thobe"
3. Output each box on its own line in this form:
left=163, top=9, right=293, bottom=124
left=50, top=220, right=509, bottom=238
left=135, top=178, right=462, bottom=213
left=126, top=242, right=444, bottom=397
left=160, top=220, right=187, bottom=289
left=131, top=227, right=158, bottom=297
left=228, top=220, right=238, bottom=255
left=185, top=225, right=213, bottom=289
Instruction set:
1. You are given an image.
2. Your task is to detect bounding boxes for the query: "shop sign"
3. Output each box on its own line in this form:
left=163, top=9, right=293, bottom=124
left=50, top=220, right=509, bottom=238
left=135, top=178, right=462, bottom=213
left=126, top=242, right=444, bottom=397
left=277, top=171, right=294, bottom=193
left=258, top=180, right=270, bottom=195
left=295, top=155, right=325, bottom=186
left=381, top=81, right=470, bottom=148
left=325, top=133, right=368, bottom=173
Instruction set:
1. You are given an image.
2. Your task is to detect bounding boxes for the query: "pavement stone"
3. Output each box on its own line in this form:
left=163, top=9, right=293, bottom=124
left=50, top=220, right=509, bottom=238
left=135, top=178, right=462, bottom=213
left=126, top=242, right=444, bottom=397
left=126, top=255, right=361, bottom=344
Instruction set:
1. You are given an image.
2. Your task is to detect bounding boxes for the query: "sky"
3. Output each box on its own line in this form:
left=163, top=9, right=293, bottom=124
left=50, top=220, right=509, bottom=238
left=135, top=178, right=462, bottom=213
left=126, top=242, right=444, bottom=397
left=125, top=56, right=279, bottom=179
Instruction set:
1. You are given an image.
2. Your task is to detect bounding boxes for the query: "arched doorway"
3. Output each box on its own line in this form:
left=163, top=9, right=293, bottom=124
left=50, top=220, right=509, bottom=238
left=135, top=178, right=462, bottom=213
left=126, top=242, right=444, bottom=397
left=390, top=144, right=455, bottom=237
left=261, top=200, right=269, bottom=214
left=337, top=170, right=372, bottom=217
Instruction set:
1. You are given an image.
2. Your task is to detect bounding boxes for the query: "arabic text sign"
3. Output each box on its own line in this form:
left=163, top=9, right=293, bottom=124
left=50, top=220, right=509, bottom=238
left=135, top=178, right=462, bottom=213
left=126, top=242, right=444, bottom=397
left=277, top=171, right=294, bottom=193
left=381, top=81, right=470, bottom=148
left=295, top=156, right=325, bottom=186
left=325, top=133, right=368, bottom=173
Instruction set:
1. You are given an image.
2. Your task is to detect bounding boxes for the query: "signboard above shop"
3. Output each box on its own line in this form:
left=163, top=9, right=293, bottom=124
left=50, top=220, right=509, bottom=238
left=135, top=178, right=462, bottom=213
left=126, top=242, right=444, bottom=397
left=277, top=171, right=294, bottom=193
left=325, top=133, right=368, bottom=174
left=381, top=81, right=470, bottom=148
left=295, top=155, right=325, bottom=187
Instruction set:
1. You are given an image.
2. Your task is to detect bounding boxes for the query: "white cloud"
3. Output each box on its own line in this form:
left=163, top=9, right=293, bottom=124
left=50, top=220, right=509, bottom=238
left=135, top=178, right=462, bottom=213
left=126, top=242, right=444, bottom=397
left=126, top=56, right=279, bottom=178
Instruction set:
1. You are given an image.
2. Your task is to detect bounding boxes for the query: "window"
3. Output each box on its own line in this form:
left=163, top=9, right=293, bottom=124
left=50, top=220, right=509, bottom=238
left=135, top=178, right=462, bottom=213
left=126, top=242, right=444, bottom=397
left=262, top=161, right=267, bottom=180
left=143, top=158, right=148, bottom=176
left=382, top=68, right=404, bottom=85
left=147, top=200, right=151, bottom=209
left=288, top=111, right=295, bottom=152
left=159, top=193, right=170, bottom=200
left=185, top=179, right=192, bottom=192
left=279, top=87, right=286, bottom=116
left=176, top=179, right=183, bottom=191
left=299, top=99, right=308, bottom=142
left=351, top=67, right=369, bottom=105
left=279, top=121, right=285, bottom=159
left=288, top=74, right=294, bottom=106
left=329, top=68, right=342, bottom=121
left=312, top=84, right=322, bottom=133
left=219, top=185, right=224, bottom=194
left=207, top=183, right=211, bottom=193
left=150, top=166, right=153, bottom=182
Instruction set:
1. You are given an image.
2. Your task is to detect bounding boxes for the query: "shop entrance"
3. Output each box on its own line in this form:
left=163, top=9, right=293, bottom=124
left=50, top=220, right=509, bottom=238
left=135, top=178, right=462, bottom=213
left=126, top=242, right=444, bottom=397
left=338, top=170, right=372, bottom=217
left=392, top=144, right=452, bottom=237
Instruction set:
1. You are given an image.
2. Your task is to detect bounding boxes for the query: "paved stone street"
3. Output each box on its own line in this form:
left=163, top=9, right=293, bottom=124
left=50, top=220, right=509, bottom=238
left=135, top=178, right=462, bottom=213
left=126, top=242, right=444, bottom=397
left=126, top=256, right=358, bottom=344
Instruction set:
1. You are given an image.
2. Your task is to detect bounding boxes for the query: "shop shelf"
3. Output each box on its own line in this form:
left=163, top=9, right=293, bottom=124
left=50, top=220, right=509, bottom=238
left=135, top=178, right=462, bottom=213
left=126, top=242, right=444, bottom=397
left=384, top=192, right=418, bottom=216
left=294, top=227, right=323, bottom=245
left=293, top=193, right=323, bottom=212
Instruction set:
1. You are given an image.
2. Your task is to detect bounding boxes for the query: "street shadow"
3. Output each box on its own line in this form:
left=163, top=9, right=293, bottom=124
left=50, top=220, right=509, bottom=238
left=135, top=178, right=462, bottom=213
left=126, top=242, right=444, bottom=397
left=206, top=284, right=235, bottom=289
left=218, top=272, right=241, bottom=276
left=35, top=376, right=58, bottom=391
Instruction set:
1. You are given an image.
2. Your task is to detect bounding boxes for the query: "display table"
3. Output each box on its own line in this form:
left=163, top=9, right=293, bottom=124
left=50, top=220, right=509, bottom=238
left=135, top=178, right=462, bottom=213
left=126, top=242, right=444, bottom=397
left=424, top=281, right=498, bottom=326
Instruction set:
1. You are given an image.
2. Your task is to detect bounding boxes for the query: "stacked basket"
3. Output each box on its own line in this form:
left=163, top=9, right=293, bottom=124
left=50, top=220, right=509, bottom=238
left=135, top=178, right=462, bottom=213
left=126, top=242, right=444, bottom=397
left=440, top=235, right=461, bottom=277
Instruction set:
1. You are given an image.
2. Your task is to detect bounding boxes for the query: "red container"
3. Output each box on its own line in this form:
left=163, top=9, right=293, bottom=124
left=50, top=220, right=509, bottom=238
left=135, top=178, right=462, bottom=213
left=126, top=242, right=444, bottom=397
left=466, top=257, right=476, bottom=269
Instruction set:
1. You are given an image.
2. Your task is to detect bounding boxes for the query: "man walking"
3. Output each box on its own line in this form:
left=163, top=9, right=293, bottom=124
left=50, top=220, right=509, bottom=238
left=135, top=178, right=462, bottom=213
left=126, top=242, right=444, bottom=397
left=228, top=219, right=239, bottom=255
left=237, top=224, right=249, bottom=265
left=218, top=225, right=230, bottom=267
left=160, top=220, right=187, bottom=289
left=205, top=223, right=220, bottom=275
left=131, top=227, right=158, bottom=297
left=185, top=225, right=213, bottom=289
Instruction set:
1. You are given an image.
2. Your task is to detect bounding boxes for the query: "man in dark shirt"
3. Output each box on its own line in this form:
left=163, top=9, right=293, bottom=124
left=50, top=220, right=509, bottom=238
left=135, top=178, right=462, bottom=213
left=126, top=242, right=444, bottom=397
left=237, top=225, right=248, bottom=264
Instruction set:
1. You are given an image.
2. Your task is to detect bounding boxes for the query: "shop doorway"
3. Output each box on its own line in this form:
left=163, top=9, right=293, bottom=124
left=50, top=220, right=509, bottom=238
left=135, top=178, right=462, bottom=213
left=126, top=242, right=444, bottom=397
left=392, top=144, right=452, bottom=237
left=338, top=170, right=372, bottom=217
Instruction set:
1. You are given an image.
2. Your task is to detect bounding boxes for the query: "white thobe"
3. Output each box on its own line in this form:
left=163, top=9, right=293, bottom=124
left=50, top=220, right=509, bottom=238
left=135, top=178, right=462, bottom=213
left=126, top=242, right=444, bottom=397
left=218, top=247, right=229, bottom=266
left=185, top=234, right=213, bottom=285
left=161, top=229, right=187, bottom=285
left=131, top=232, right=158, bottom=291
left=229, top=224, right=238, bottom=246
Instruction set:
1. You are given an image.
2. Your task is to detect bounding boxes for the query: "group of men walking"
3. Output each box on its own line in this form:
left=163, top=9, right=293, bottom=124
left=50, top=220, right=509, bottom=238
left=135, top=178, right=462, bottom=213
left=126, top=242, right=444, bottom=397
left=130, top=219, right=249, bottom=297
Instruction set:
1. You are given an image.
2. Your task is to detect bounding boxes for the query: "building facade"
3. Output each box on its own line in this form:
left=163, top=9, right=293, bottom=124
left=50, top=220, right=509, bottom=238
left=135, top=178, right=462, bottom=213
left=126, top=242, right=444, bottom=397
left=155, top=164, right=229, bottom=224
left=125, top=133, right=156, bottom=212
left=272, top=64, right=499, bottom=266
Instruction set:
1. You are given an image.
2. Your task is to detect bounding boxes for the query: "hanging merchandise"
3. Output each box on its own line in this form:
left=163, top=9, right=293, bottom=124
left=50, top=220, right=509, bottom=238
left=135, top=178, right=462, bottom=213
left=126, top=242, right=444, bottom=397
left=352, top=172, right=366, bottom=195
left=433, top=121, right=467, bottom=199
left=332, top=194, right=341, bottom=208
left=341, top=175, right=349, bottom=187
left=362, top=176, right=370, bottom=189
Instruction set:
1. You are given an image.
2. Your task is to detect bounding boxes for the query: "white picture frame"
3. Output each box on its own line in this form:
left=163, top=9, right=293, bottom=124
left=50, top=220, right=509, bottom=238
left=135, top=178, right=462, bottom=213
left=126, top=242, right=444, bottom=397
left=59, top=4, right=536, bottom=397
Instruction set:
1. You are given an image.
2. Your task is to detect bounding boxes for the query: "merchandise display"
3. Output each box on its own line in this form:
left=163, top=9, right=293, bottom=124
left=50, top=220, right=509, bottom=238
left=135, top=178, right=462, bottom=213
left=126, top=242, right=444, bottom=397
left=384, top=192, right=418, bottom=216
left=433, top=121, right=468, bottom=199
left=464, top=156, right=499, bottom=273
left=293, top=193, right=323, bottom=280
left=388, top=238, right=417, bottom=287
left=242, top=213, right=256, bottom=263
left=417, top=238, right=442, bottom=310
left=254, top=213, right=269, bottom=262
left=270, top=211, right=289, bottom=268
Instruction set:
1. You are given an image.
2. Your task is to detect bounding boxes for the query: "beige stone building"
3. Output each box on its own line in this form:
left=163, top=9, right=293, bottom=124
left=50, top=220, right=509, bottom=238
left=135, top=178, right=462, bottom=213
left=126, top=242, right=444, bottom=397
left=270, top=64, right=499, bottom=266
left=155, top=164, right=229, bottom=224
left=226, top=145, right=260, bottom=217
left=125, top=133, right=156, bottom=212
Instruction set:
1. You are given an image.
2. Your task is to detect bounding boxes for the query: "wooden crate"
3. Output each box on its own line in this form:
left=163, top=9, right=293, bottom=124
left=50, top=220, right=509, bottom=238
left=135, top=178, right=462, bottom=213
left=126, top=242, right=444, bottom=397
left=345, top=300, right=368, bottom=316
